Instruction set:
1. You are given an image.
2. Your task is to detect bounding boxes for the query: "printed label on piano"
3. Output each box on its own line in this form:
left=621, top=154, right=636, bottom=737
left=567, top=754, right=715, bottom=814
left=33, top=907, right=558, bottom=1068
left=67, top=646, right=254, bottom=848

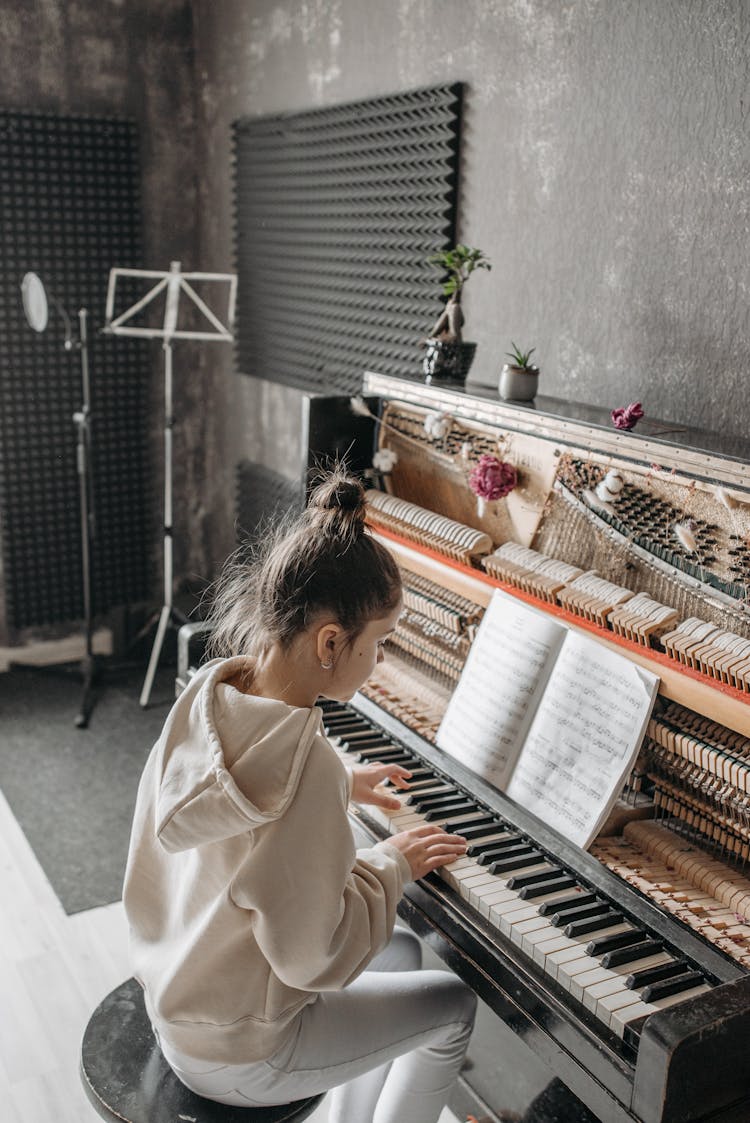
left=436, top=589, right=660, bottom=847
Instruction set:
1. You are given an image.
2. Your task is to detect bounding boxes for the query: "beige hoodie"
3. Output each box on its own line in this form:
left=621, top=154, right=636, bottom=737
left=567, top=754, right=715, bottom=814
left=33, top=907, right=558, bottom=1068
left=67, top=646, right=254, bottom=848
left=123, top=656, right=411, bottom=1064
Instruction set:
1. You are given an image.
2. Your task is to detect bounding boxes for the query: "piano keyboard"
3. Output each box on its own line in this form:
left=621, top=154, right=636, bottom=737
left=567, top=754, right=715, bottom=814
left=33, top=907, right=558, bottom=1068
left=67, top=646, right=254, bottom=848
left=320, top=700, right=713, bottom=1050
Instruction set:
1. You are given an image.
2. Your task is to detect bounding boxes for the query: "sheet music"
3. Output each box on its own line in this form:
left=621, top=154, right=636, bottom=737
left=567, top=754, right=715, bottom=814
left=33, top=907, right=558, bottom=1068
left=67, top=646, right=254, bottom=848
left=505, top=630, right=658, bottom=847
left=436, top=590, right=566, bottom=789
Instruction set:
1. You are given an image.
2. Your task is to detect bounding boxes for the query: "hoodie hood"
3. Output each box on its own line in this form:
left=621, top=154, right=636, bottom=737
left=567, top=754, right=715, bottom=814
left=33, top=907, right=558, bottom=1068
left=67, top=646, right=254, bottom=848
left=154, top=657, right=323, bottom=853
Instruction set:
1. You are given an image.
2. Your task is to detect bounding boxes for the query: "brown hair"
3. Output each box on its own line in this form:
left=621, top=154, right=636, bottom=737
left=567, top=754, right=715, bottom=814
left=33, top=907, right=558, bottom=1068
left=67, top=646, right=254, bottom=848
left=206, top=469, right=401, bottom=658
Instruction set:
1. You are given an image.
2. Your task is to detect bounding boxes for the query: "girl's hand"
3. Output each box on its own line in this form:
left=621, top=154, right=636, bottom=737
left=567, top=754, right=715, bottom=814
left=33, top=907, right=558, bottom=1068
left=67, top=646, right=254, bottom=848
left=388, top=824, right=468, bottom=880
left=350, top=762, right=412, bottom=811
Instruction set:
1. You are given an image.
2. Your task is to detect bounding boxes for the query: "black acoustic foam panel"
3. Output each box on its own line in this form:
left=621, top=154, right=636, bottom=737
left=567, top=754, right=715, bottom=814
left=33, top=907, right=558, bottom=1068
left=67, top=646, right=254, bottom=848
left=232, top=84, right=462, bottom=395
left=0, top=111, right=150, bottom=630
left=235, top=460, right=304, bottom=545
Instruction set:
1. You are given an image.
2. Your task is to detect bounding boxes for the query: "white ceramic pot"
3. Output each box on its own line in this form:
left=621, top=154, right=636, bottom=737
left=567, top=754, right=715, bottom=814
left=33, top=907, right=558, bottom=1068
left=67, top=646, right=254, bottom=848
left=499, top=364, right=539, bottom=401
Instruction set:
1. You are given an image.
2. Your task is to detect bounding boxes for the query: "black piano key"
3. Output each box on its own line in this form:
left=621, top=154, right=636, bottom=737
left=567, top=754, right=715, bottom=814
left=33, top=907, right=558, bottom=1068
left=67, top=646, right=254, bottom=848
left=340, top=731, right=391, bottom=745
left=519, top=875, right=577, bottom=900
left=507, top=867, right=563, bottom=890
left=564, top=910, right=622, bottom=938
left=538, top=892, right=597, bottom=917
left=324, top=716, right=369, bottom=730
left=477, top=841, right=530, bottom=865
left=549, top=901, right=607, bottom=928
left=625, top=961, right=689, bottom=991
left=601, top=940, right=663, bottom=969
left=354, top=747, right=405, bottom=761
left=342, top=741, right=392, bottom=756
left=364, top=754, right=416, bottom=768
left=467, top=835, right=517, bottom=857
left=409, top=790, right=461, bottom=811
left=586, top=929, right=644, bottom=957
left=440, top=817, right=498, bottom=837
left=640, top=971, right=705, bottom=1004
left=389, top=768, right=437, bottom=782
left=396, top=776, right=443, bottom=792
left=488, top=850, right=546, bottom=875
left=424, top=801, right=477, bottom=821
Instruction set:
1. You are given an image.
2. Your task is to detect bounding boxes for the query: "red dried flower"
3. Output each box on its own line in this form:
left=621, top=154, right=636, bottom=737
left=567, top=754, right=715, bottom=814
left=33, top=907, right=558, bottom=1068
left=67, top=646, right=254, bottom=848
left=468, top=454, right=517, bottom=501
left=611, top=402, right=644, bottom=431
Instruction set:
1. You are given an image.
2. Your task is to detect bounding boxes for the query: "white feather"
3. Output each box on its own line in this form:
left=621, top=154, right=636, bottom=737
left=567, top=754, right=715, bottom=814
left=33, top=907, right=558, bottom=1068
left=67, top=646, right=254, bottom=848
left=715, top=486, right=737, bottom=511
left=372, top=448, right=398, bottom=472
left=349, top=395, right=371, bottom=418
left=674, top=521, right=698, bottom=552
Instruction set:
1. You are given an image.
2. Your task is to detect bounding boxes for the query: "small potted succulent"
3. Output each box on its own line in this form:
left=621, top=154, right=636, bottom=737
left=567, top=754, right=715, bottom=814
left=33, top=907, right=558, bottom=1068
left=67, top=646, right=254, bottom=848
left=499, top=342, right=539, bottom=401
left=422, top=244, right=491, bottom=383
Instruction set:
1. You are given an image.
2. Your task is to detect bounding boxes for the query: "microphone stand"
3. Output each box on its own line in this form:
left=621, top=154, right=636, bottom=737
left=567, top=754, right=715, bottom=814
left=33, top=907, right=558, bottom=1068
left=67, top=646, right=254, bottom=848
left=71, top=308, right=97, bottom=727
left=21, top=272, right=100, bottom=728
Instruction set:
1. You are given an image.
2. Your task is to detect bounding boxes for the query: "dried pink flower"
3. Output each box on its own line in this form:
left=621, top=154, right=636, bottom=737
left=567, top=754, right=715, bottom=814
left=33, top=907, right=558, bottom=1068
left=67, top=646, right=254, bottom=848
left=611, top=402, right=644, bottom=431
left=468, top=454, right=517, bottom=501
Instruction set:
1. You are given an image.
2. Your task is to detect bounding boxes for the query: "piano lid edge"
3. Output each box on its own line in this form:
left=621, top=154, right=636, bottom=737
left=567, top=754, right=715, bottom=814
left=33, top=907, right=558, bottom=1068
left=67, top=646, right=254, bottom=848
left=363, top=371, right=750, bottom=492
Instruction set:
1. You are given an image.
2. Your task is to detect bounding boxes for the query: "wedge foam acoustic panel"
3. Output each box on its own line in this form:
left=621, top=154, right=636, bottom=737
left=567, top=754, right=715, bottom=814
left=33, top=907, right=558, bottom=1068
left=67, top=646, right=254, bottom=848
left=235, top=460, right=304, bottom=545
left=232, top=83, right=462, bottom=395
left=0, top=111, right=149, bottom=631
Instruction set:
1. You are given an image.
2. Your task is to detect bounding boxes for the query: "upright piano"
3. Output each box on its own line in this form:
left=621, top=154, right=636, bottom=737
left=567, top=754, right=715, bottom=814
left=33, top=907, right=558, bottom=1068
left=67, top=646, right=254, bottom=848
left=324, top=372, right=750, bottom=1123
left=179, top=371, right=750, bottom=1121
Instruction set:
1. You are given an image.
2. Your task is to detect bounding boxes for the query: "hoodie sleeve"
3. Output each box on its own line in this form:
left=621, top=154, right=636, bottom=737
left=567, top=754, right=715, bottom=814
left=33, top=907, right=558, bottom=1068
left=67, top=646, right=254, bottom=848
left=230, top=734, right=410, bottom=992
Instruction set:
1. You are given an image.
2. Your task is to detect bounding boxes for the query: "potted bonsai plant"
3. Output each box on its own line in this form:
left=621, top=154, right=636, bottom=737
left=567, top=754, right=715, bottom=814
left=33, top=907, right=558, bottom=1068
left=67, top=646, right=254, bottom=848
left=422, top=244, right=491, bottom=382
left=499, top=342, right=539, bottom=401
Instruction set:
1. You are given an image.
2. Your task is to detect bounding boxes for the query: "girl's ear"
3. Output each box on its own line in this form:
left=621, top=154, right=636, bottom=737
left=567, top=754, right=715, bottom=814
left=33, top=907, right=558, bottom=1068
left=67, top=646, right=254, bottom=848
left=316, top=622, right=344, bottom=668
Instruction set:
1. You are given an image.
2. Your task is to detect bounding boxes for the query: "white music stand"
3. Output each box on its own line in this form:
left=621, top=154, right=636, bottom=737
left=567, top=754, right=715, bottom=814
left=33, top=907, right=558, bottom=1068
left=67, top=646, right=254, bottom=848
left=105, top=261, right=237, bottom=707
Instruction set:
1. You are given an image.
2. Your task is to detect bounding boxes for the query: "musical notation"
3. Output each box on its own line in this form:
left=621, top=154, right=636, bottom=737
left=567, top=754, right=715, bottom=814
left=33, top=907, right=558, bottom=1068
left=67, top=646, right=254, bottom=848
left=437, top=590, right=659, bottom=848
left=436, top=591, right=564, bottom=789
left=506, top=631, right=658, bottom=847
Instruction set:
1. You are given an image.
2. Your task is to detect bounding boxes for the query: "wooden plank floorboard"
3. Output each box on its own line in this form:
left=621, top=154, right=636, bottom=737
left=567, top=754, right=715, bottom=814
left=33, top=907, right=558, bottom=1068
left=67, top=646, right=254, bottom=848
left=0, top=790, right=124, bottom=1122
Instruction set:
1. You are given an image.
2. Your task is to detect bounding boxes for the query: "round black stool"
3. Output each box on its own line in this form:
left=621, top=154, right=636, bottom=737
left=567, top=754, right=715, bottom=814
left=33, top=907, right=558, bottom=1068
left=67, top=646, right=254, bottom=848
left=80, top=977, right=325, bottom=1123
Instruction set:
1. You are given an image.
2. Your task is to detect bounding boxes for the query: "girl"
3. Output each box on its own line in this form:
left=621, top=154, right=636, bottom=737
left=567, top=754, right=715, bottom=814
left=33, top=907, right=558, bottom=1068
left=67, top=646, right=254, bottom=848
left=123, top=470, right=476, bottom=1123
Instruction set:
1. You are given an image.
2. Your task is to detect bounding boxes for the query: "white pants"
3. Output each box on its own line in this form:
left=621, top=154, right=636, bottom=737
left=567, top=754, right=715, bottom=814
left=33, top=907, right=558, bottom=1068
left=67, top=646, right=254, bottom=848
left=160, top=927, right=477, bottom=1123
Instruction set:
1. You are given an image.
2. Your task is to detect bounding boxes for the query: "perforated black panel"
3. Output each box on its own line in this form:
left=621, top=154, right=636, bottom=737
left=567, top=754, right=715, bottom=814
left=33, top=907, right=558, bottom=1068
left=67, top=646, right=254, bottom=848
left=0, top=111, right=149, bottom=630
left=233, top=84, right=462, bottom=395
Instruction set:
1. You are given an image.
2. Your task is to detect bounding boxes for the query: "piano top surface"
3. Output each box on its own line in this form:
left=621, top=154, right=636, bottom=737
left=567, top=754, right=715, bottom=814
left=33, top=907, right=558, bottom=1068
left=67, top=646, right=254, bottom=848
left=363, top=371, right=750, bottom=483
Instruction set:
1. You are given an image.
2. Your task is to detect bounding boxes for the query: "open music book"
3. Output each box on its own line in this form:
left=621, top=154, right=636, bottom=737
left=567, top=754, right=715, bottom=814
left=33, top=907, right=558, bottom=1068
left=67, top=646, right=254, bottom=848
left=436, top=589, right=659, bottom=848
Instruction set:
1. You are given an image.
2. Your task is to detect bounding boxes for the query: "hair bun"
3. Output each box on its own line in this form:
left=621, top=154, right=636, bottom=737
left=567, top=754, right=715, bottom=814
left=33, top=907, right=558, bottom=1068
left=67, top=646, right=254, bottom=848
left=307, top=470, right=367, bottom=540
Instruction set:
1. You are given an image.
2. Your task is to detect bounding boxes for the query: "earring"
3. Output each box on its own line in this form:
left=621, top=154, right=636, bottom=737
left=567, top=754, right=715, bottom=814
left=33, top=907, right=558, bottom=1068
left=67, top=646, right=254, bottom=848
left=321, top=659, right=333, bottom=670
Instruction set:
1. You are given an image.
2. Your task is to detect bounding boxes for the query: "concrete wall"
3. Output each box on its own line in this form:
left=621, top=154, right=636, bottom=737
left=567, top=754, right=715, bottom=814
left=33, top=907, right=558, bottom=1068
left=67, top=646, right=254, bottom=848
left=2, top=0, right=749, bottom=620
left=190, top=0, right=750, bottom=576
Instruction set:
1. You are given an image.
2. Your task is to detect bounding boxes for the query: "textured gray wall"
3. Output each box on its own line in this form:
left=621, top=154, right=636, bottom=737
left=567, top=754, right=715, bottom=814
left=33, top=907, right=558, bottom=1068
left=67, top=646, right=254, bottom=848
left=2, top=0, right=749, bottom=625
left=191, top=0, right=750, bottom=468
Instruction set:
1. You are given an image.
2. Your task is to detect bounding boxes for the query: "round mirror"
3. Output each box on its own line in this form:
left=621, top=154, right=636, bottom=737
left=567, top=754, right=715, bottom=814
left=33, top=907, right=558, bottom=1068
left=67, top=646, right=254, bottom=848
left=21, top=272, right=49, bottom=332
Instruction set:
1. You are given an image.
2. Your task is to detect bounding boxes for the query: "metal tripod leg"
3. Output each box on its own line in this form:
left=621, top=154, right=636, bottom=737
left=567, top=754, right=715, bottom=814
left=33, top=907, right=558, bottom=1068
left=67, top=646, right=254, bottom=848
left=139, top=604, right=172, bottom=708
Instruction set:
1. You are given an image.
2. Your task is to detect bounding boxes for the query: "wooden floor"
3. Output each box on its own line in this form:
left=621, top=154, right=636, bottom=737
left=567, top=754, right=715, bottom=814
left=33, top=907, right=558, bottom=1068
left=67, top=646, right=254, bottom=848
left=0, top=787, right=459, bottom=1123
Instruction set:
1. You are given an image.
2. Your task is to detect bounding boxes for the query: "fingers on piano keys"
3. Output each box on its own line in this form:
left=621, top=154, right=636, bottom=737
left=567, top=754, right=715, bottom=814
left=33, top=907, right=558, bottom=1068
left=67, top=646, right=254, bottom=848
left=319, top=701, right=713, bottom=1046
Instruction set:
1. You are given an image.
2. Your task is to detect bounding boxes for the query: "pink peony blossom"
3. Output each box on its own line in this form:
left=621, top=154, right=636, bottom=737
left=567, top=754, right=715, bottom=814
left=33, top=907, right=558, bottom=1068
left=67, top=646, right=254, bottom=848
left=468, top=454, right=517, bottom=501
left=611, top=402, right=644, bottom=431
